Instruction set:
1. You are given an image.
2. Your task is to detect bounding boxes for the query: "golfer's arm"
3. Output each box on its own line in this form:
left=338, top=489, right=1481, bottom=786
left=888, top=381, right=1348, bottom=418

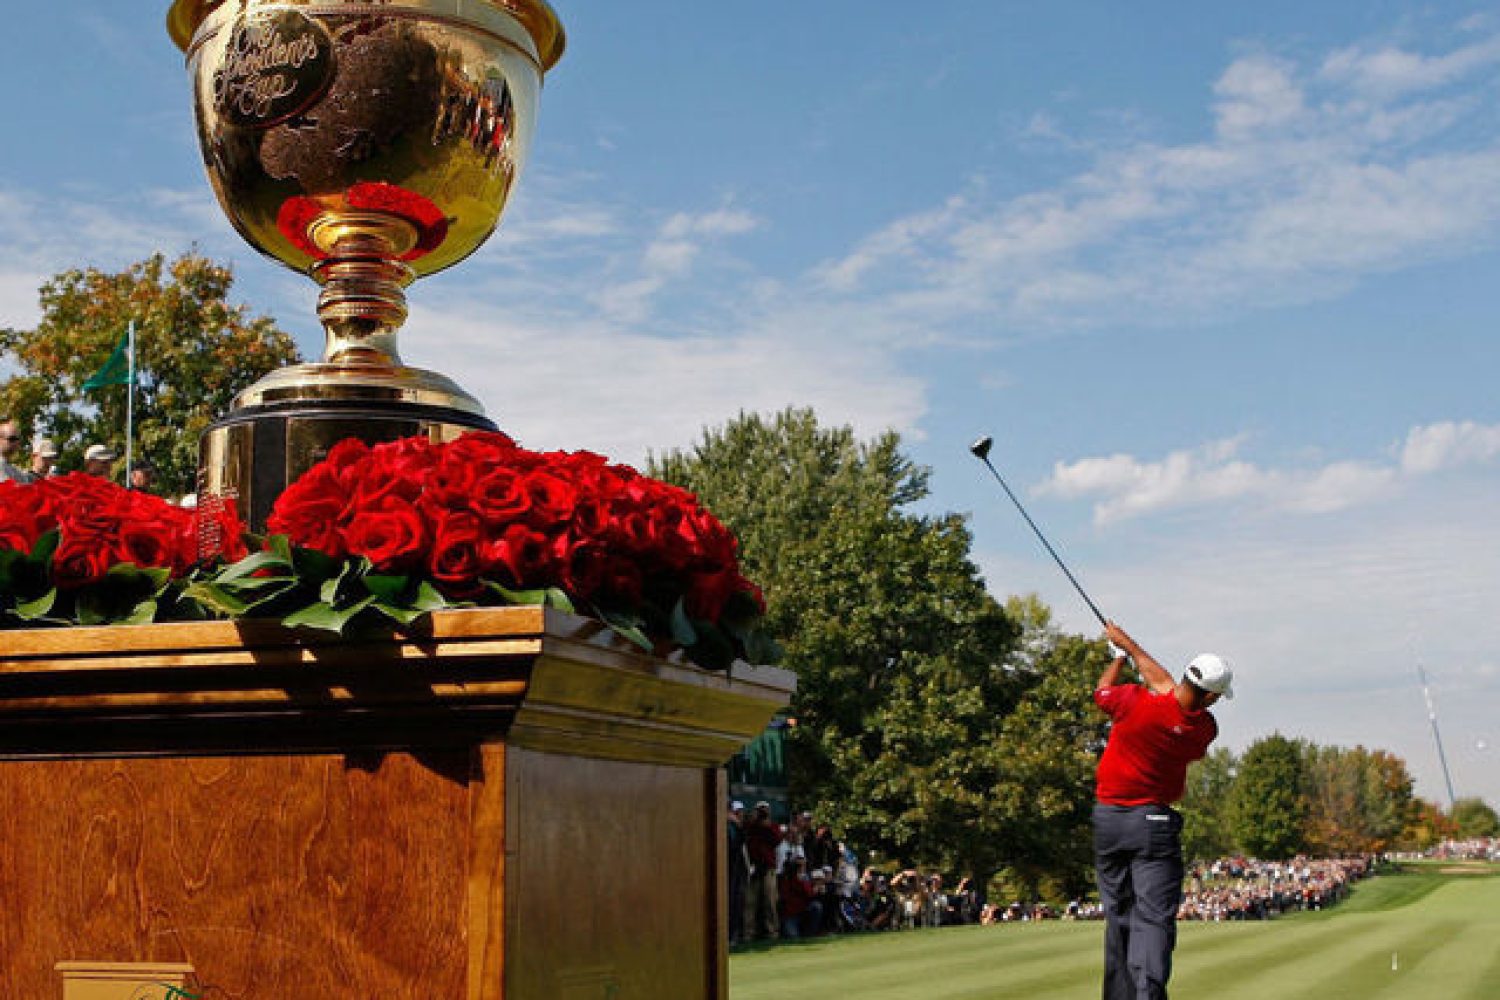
left=1096, top=653, right=1128, bottom=691
left=1125, top=644, right=1175, bottom=694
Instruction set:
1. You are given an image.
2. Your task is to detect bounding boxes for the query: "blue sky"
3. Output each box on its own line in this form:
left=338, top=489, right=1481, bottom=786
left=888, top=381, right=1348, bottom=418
left=2, top=2, right=1497, bottom=811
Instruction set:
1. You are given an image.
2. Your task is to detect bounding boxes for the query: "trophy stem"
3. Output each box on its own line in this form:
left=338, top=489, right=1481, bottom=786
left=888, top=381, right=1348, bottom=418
left=309, top=212, right=418, bottom=366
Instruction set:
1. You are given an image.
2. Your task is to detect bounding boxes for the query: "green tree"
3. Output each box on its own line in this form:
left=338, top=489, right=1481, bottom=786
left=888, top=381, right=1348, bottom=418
left=1449, top=797, right=1500, bottom=838
left=1230, top=734, right=1308, bottom=859
left=652, top=409, right=1103, bottom=890
left=1399, top=799, right=1459, bottom=851
left=1302, top=745, right=1416, bottom=855
left=987, top=619, right=1109, bottom=900
left=1179, top=747, right=1238, bottom=862
left=0, top=252, right=301, bottom=496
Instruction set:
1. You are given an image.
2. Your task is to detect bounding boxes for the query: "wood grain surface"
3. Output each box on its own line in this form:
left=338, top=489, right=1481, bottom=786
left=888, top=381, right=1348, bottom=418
left=504, top=748, right=715, bottom=999
left=0, top=752, right=470, bottom=998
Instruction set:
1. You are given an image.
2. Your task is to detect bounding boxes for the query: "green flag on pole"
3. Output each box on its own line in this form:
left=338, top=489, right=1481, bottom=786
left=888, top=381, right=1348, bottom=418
left=83, top=328, right=136, bottom=390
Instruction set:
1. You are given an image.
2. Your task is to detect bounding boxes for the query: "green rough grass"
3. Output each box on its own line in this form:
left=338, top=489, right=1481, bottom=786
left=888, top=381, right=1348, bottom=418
left=729, top=864, right=1500, bottom=999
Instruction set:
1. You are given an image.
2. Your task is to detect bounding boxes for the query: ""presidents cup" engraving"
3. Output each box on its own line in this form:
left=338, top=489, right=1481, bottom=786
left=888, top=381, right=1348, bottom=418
left=213, top=10, right=334, bottom=128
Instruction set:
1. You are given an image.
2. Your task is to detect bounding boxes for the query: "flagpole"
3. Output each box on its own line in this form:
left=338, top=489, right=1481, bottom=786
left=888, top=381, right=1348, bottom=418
left=125, top=320, right=135, bottom=488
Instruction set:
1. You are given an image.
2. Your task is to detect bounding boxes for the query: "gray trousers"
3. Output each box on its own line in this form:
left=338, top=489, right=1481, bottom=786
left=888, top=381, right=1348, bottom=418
left=1093, top=803, right=1185, bottom=1000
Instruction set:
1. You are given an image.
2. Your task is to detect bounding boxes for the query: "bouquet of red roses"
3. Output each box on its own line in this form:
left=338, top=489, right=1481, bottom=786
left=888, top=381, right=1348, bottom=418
left=190, top=432, right=772, bottom=669
left=0, top=473, right=245, bottom=626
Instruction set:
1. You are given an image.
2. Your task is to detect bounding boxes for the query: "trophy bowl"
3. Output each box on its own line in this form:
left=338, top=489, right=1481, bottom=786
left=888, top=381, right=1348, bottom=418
left=167, top=0, right=564, bottom=534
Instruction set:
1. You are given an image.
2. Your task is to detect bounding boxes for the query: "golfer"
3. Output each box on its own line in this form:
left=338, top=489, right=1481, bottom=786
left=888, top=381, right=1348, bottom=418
left=1093, top=621, right=1233, bottom=1000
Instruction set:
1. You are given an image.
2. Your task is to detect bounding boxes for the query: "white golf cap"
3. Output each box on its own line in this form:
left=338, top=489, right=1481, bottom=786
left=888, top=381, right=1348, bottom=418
left=1185, top=653, right=1233, bottom=699
left=84, top=444, right=117, bottom=462
left=34, top=438, right=59, bottom=459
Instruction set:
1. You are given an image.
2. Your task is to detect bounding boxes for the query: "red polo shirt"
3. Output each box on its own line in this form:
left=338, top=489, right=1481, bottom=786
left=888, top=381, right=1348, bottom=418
left=1094, top=684, right=1217, bottom=806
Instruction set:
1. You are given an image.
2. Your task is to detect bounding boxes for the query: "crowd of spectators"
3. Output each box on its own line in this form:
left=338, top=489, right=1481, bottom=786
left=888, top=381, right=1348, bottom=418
left=1176, top=855, right=1373, bottom=921
left=726, top=799, right=1379, bottom=947
left=0, top=420, right=181, bottom=499
left=1425, top=837, right=1499, bottom=861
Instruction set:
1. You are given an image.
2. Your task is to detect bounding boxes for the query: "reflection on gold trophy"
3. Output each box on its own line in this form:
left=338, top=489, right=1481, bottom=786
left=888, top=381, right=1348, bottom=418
left=166, top=0, right=564, bottom=534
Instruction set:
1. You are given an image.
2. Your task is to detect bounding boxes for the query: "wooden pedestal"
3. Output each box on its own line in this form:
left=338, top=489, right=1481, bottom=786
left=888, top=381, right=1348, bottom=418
left=0, top=608, right=794, bottom=998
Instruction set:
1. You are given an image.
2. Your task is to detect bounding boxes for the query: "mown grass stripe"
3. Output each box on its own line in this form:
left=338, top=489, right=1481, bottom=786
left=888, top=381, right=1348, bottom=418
left=730, top=865, right=1500, bottom=999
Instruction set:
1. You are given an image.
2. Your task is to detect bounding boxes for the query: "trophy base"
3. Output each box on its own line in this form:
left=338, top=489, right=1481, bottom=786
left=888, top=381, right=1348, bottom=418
left=231, top=359, right=488, bottom=414
left=197, top=395, right=496, bottom=549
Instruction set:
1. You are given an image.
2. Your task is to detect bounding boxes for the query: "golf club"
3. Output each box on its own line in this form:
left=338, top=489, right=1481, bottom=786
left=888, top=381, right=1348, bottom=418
left=969, top=435, right=1107, bottom=628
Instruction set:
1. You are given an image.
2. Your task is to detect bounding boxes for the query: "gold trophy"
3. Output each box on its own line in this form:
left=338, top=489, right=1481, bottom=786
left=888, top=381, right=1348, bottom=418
left=166, top=0, right=564, bottom=533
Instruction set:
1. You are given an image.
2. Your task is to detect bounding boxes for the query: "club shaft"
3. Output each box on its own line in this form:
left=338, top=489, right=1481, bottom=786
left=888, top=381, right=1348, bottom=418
left=979, top=457, right=1107, bottom=627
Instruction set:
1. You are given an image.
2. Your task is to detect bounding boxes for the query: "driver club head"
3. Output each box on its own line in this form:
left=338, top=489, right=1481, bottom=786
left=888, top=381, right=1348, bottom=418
left=969, top=435, right=993, bottom=461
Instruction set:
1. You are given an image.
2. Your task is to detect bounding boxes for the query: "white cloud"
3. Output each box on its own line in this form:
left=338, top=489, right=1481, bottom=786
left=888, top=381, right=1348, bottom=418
left=1320, top=35, right=1500, bottom=97
left=1213, top=55, right=1305, bottom=137
left=591, top=206, right=762, bottom=324
left=661, top=208, right=759, bottom=239
left=1038, top=421, right=1500, bottom=525
left=810, top=29, right=1500, bottom=330
left=401, top=298, right=925, bottom=467
left=1400, top=420, right=1500, bottom=474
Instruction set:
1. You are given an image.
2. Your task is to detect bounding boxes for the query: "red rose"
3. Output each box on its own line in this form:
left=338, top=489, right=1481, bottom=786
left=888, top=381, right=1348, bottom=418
left=369, top=436, right=438, bottom=484
left=341, top=500, right=428, bottom=572
left=267, top=465, right=352, bottom=556
left=596, top=555, right=644, bottom=607
left=555, top=536, right=609, bottom=601
left=322, top=437, right=371, bottom=478
left=482, top=523, right=553, bottom=589
left=52, top=535, right=115, bottom=589
left=468, top=466, right=530, bottom=524
left=568, top=497, right=613, bottom=541
left=684, top=568, right=747, bottom=622
left=118, top=518, right=177, bottom=570
left=518, top=470, right=577, bottom=528
left=0, top=481, right=57, bottom=553
left=424, top=460, right=482, bottom=510
left=429, top=511, right=485, bottom=594
left=442, top=431, right=519, bottom=468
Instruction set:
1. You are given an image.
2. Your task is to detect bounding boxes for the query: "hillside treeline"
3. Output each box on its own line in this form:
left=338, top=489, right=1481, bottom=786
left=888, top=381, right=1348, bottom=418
left=1176, top=735, right=1473, bottom=861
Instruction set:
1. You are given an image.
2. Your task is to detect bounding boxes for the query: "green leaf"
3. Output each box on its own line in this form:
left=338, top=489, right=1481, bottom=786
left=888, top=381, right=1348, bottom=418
left=214, top=549, right=291, bottom=582
left=122, top=598, right=159, bottom=626
left=596, top=607, right=653, bottom=652
left=15, top=587, right=58, bottom=621
left=412, top=580, right=449, bottom=612
left=719, top=589, right=763, bottom=633
left=267, top=533, right=293, bottom=564
left=745, top=632, right=784, bottom=666
left=669, top=598, right=699, bottom=647
left=0, top=548, right=22, bottom=591
left=485, top=582, right=549, bottom=606
left=544, top=587, right=576, bottom=614
left=291, top=545, right=341, bottom=584
left=319, top=558, right=368, bottom=607
left=180, top=581, right=251, bottom=617
left=282, top=594, right=376, bottom=633
left=105, top=562, right=172, bottom=595
left=29, top=528, right=60, bottom=565
left=215, top=575, right=297, bottom=594
left=686, top=623, right=736, bottom=672
left=362, top=574, right=411, bottom=602
left=371, top=601, right=426, bottom=625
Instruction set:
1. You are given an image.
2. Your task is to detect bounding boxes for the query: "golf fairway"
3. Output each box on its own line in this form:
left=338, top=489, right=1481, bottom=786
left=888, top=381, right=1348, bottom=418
left=729, top=865, right=1500, bottom=999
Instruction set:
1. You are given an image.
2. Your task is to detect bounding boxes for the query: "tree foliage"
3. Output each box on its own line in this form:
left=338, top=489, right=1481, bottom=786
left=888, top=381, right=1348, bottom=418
left=0, top=252, right=301, bottom=496
left=1179, top=748, right=1238, bottom=862
left=650, top=409, right=1106, bottom=888
left=1302, top=745, right=1415, bottom=855
left=1449, top=797, right=1500, bottom=838
left=1400, top=799, right=1460, bottom=851
left=1229, top=734, right=1308, bottom=860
